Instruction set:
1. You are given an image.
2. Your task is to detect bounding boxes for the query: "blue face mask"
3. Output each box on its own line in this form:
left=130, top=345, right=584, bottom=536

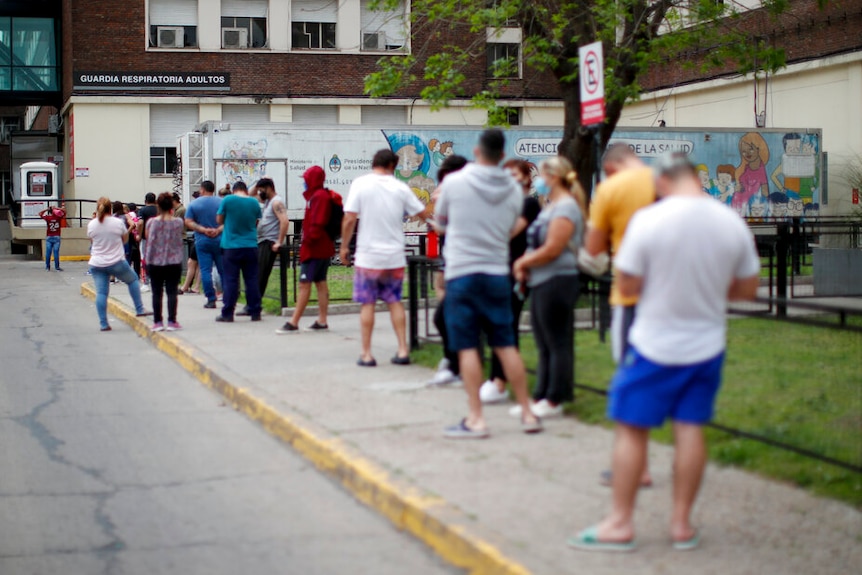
left=534, top=178, right=551, bottom=197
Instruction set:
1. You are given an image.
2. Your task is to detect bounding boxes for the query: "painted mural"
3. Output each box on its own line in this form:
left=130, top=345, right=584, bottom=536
left=611, top=129, right=821, bottom=219
left=204, top=126, right=821, bottom=221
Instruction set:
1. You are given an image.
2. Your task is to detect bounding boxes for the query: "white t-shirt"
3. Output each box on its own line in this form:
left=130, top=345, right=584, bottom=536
left=344, top=172, right=426, bottom=269
left=615, top=196, right=760, bottom=365
left=88, top=216, right=128, bottom=268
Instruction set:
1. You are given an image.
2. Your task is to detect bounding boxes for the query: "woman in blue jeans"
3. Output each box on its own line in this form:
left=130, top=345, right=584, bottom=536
left=87, top=197, right=150, bottom=331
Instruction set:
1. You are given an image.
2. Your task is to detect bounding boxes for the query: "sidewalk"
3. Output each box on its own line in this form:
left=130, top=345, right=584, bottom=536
left=82, top=269, right=861, bottom=575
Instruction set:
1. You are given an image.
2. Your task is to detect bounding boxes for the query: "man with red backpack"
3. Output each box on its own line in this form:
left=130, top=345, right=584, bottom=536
left=277, top=165, right=337, bottom=333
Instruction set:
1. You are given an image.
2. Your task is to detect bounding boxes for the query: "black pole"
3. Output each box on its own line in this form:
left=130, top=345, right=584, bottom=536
left=408, top=257, right=419, bottom=351
left=776, top=223, right=789, bottom=317
left=279, top=243, right=288, bottom=309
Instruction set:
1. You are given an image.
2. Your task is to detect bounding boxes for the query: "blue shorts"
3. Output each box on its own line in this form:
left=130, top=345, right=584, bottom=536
left=445, top=274, right=515, bottom=352
left=300, top=258, right=330, bottom=283
left=608, top=347, right=725, bottom=428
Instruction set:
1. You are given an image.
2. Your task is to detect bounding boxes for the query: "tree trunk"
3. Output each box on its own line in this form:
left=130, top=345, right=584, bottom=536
left=557, top=83, right=601, bottom=202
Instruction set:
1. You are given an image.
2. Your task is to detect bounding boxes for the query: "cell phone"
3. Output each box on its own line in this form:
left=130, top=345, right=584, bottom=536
left=513, top=281, right=526, bottom=301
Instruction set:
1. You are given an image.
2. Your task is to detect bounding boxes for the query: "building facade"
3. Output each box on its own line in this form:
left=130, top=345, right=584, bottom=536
left=39, top=0, right=563, bottom=208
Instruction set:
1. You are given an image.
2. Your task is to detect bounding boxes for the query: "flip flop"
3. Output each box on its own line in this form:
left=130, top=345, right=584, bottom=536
left=567, top=526, right=636, bottom=553
left=443, top=418, right=490, bottom=439
left=672, top=530, right=700, bottom=551
left=357, top=357, right=377, bottom=367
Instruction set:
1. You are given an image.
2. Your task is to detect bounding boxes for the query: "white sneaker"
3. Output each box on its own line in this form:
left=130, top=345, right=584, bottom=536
left=532, top=399, right=564, bottom=418
left=508, top=402, right=535, bottom=417
left=436, top=358, right=450, bottom=372
left=140, top=284, right=150, bottom=292
left=479, top=380, right=509, bottom=404
left=427, top=368, right=459, bottom=386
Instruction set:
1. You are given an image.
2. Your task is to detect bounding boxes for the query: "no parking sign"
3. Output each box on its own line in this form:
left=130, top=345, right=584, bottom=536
left=579, top=41, right=605, bottom=126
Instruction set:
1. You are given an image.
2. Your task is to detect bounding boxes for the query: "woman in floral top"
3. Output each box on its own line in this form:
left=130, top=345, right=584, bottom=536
left=145, top=192, right=186, bottom=331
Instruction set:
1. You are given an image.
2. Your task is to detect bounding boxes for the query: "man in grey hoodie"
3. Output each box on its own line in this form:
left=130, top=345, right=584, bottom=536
left=435, top=129, right=543, bottom=438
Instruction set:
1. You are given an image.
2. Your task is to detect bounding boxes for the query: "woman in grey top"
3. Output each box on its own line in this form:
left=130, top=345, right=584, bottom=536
left=512, top=157, right=586, bottom=418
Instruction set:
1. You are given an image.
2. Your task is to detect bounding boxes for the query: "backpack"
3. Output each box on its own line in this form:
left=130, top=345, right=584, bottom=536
left=324, top=189, right=344, bottom=241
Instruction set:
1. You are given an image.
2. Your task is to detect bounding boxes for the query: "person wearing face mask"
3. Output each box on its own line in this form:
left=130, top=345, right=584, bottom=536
left=479, top=159, right=542, bottom=404
left=512, top=156, right=586, bottom=418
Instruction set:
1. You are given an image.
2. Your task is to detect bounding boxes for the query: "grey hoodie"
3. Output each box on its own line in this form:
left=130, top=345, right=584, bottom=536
left=436, top=163, right=521, bottom=280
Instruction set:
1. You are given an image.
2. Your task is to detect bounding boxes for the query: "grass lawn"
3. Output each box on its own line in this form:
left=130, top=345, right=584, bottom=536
left=412, top=317, right=862, bottom=507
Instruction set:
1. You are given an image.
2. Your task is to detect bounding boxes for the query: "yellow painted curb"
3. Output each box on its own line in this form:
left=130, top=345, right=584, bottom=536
left=61, top=255, right=90, bottom=261
left=80, top=282, right=531, bottom=575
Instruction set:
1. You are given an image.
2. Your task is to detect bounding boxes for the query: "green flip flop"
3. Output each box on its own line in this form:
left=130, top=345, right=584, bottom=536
left=673, top=530, right=700, bottom=551
left=567, top=526, right=636, bottom=553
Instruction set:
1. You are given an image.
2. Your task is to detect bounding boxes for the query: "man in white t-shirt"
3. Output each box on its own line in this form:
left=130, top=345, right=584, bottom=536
left=570, top=153, right=760, bottom=553
left=340, top=149, right=431, bottom=367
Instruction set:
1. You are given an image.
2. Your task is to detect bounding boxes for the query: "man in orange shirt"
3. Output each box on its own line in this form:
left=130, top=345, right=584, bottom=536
left=585, top=143, right=655, bottom=487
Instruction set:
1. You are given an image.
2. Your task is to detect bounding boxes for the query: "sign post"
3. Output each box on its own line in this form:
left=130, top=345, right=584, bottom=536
left=579, top=41, right=605, bottom=127
left=579, top=41, right=605, bottom=195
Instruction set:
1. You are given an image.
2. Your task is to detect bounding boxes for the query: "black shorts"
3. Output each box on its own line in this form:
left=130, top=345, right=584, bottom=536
left=300, top=258, right=330, bottom=283
left=188, top=241, right=198, bottom=262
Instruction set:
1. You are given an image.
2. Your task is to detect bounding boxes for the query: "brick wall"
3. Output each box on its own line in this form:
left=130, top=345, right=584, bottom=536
left=641, top=0, right=862, bottom=91
left=63, top=1, right=560, bottom=102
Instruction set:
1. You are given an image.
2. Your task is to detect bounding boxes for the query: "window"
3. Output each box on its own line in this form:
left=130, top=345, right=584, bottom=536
left=0, top=17, right=59, bottom=92
left=221, top=0, right=268, bottom=49
left=291, top=105, right=338, bottom=125
left=291, top=22, right=336, bottom=50
left=150, top=105, right=197, bottom=175
left=149, top=0, right=198, bottom=48
left=150, top=147, right=179, bottom=176
left=486, top=43, right=520, bottom=78
left=292, top=0, right=337, bottom=50
left=360, top=0, right=407, bottom=51
left=361, top=105, right=407, bottom=125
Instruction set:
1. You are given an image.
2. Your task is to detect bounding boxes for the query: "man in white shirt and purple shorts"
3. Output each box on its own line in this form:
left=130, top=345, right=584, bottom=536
left=570, top=153, right=760, bottom=553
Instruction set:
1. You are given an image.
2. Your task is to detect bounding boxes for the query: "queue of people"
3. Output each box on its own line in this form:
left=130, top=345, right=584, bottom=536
left=82, top=131, right=760, bottom=555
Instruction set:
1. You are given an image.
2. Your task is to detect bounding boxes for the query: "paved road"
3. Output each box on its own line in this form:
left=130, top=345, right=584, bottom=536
left=0, top=261, right=457, bottom=575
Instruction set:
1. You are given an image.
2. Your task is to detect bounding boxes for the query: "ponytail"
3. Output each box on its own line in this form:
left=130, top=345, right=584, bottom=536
left=564, top=170, right=588, bottom=216
left=539, top=157, right=587, bottom=215
left=96, top=197, right=112, bottom=222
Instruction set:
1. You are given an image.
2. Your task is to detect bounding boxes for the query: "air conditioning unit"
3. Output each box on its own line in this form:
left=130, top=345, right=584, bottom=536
left=362, top=32, right=384, bottom=51
left=157, top=26, right=185, bottom=48
left=222, top=27, right=249, bottom=49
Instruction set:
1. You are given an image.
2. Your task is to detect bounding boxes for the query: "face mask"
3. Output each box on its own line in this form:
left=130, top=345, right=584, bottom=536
left=534, top=178, right=551, bottom=197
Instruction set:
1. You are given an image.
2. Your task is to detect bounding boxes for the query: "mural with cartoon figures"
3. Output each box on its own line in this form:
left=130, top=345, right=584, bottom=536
left=610, top=128, right=822, bottom=220
left=198, top=125, right=821, bottom=222
left=220, top=139, right=269, bottom=184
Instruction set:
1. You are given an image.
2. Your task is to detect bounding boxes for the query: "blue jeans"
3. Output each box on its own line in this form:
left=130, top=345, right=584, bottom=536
left=45, top=236, right=61, bottom=269
left=90, top=259, right=145, bottom=329
left=196, top=238, right=224, bottom=303
left=221, top=247, right=261, bottom=319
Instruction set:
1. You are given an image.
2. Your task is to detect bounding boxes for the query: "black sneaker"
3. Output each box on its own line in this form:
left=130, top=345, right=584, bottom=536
left=307, top=321, right=328, bottom=331
left=204, top=301, right=217, bottom=309
left=275, top=322, right=298, bottom=334
left=250, top=315, right=262, bottom=322
left=215, top=315, right=233, bottom=323
left=55, top=267, right=64, bottom=272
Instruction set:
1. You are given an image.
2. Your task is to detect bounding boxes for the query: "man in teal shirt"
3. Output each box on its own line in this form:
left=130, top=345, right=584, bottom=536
left=216, top=181, right=263, bottom=322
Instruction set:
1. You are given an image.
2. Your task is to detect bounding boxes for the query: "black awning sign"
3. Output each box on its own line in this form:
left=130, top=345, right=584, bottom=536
left=74, top=72, right=230, bottom=90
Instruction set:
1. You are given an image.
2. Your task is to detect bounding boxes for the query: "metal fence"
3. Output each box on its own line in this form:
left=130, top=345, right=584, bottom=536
left=405, top=250, right=862, bottom=475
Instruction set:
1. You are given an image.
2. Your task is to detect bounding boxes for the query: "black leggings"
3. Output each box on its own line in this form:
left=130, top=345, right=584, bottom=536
left=149, top=264, right=182, bottom=323
left=490, top=278, right=527, bottom=381
left=434, top=300, right=460, bottom=376
left=530, top=275, right=579, bottom=405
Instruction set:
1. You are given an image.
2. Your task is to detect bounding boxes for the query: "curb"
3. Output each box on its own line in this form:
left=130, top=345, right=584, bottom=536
left=80, top=282, right=531, bottom=575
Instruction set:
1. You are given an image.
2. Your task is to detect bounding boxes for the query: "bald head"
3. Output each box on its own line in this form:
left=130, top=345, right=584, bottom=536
left=602, top=143, right=645, bottom=177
